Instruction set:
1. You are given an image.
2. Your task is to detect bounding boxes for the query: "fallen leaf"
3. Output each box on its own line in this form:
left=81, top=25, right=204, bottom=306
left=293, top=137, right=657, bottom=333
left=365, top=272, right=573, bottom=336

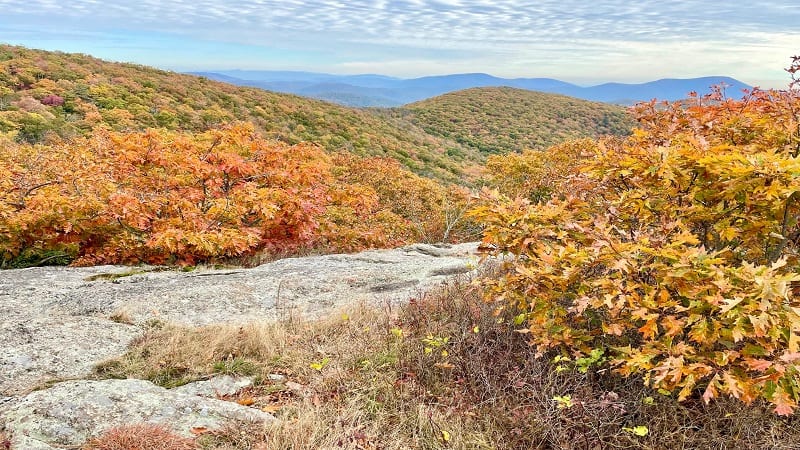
left=441, top=429, right=451, bottom=442
left=237, top=397, right=255, bottom=406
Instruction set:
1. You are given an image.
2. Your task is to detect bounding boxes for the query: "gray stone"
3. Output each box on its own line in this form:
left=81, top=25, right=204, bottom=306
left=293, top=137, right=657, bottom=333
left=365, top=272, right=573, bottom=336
left=0, top=242, right=479, bottom=396
left=173, top=375, right=255, bottom=398
left=1, top=379, right=273, bottom=449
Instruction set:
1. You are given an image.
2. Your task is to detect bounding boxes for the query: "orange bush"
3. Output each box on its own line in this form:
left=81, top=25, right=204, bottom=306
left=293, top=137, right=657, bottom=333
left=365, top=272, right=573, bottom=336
left=473, top=72, right=800, bottom=414
left=329, top=153, right=473, bottom=245
left=2, top=123, right=470, bottom=267
left=2, top=123, right=331, bottom=265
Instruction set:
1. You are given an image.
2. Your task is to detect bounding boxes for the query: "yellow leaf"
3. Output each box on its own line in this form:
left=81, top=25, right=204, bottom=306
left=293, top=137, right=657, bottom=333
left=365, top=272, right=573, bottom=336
left=309, top=357, right=330, bottom=371
left=719, top=296, right=744, bottom=314
left=441, top=430, right=451, bottom=442
left=623, top=426, right=648, bottom=437
left=719, top=226, right=738, bottom=241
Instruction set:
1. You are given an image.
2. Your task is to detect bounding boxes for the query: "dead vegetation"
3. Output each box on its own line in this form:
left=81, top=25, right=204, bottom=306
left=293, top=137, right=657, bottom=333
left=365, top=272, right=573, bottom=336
left=81, top=423, right=196, bottom=450
left=88, top=268, right=800, bottom=449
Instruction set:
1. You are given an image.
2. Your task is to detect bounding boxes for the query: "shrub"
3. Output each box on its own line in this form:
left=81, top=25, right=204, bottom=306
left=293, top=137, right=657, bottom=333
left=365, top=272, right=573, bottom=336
left=1, top=122, right=474, bottom=266
left=1, top=123, right=334, bottom=265
left=472, top=68, right=800, bottom=414
left=40, top=94, right=64, bottom=107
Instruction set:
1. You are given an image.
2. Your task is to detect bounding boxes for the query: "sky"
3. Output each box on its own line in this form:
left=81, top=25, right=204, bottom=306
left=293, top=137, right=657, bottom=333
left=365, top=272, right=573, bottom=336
left=1, top=1, right=798, bottom=88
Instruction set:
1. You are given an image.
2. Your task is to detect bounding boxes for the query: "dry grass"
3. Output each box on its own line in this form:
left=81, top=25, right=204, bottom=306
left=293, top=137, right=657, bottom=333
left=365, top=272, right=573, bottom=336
left=108, top=308, right=135, bottom=325
left=93, top=269, right=800, bottom=450
left=81, top=423, right=196, bottom=450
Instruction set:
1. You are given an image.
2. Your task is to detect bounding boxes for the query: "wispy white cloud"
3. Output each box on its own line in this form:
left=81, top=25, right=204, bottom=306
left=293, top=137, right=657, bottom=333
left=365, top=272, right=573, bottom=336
left=1, top=0, right=798, bottom=86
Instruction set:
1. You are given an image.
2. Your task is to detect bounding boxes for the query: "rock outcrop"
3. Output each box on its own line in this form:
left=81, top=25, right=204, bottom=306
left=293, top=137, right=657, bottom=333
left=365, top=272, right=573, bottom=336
left=3, top=378, right=273, bottom=449
left=0, top=243, right=480, bottom=448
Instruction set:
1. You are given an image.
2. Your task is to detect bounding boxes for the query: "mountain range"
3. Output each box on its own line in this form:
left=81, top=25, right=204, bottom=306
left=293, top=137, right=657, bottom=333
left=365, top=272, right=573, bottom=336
left=190, top=70, right=752, bottom=107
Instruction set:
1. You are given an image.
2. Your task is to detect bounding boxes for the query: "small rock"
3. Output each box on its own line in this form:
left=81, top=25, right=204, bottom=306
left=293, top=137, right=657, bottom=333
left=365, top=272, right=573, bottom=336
left=267, top=374, right=286, bottom=382
left=173, top=375, right=254, bottom=398
left=285, top=381, right=308, bottom=397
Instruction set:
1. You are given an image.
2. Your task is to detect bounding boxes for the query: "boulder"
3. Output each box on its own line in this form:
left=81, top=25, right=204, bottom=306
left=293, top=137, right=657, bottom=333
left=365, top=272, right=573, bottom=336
left=1, top=378, right=273, bottom=449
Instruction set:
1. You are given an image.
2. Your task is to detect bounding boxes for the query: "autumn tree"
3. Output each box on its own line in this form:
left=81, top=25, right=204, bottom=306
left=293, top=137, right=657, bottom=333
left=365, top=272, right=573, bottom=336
left=472, top=65, right=800, bottom=414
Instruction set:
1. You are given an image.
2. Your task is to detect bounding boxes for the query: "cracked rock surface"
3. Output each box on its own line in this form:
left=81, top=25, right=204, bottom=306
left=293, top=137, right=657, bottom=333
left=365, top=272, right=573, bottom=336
left=3, top=378, right=273, bottom=450
left=0, top=242, right=479, bottom=448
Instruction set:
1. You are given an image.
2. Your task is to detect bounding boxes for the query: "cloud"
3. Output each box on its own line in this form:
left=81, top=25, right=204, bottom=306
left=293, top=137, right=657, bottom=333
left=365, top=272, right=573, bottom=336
left=1, top=0, right=798, bottom=85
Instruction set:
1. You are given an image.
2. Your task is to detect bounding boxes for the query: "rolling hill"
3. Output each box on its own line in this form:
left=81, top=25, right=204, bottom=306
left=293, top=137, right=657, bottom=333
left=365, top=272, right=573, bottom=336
left=0, top=44, right=634, bottom=267
left=390, top=87, right=636, bottom=154
left=194, top=70, right=752, bottom=107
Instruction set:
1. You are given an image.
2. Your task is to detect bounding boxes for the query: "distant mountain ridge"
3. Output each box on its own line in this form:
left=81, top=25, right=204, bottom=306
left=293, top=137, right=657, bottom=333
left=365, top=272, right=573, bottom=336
left=190, top=70, right=752, bottom=107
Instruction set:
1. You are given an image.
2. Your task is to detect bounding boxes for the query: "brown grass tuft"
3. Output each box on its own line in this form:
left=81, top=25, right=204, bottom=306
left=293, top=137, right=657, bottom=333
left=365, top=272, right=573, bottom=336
left=108, top=308, right=135, bottom=325
left=81, top=423, right=196, bottom=450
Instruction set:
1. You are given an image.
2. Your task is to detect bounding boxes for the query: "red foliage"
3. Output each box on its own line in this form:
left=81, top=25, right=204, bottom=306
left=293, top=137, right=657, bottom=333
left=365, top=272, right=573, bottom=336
left=40, top=94, right=64, bottom=106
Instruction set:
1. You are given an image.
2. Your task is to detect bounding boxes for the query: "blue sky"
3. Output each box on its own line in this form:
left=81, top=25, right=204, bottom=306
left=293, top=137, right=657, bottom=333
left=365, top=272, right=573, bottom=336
left=1, top=1, right=798, bottom=88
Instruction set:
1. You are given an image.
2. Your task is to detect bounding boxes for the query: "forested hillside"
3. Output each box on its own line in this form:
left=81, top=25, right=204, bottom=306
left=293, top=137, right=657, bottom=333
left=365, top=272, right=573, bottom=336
left=395, top=87, right=634, bottom=154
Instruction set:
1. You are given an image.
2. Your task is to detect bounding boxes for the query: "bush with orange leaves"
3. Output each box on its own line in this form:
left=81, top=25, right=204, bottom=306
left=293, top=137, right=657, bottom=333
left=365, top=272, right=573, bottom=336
left=324, top=153, right=473, bottom=251
left=473, top=67, right=800, bottom=414
left=1, top=123, right=470, bottom=267
left=2, top=123, right=331, bottom=265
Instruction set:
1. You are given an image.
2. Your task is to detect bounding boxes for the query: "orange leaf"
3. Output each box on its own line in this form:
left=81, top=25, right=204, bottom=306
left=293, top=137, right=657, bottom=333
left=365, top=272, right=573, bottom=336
left=638, top=318, right=658, bottom=340
left=237, top=397, right=255, bottom=406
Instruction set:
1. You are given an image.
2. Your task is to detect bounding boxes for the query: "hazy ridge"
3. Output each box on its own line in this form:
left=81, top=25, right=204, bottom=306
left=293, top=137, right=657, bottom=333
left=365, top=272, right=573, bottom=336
left=192, top=70, right=752, bottom=107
